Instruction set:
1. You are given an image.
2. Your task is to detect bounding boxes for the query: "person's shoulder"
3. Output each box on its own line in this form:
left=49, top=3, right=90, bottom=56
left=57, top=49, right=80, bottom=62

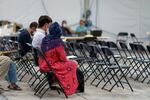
left=76, top=26, right=81, bottom=32
left=19, top=29, right=29, bottom=35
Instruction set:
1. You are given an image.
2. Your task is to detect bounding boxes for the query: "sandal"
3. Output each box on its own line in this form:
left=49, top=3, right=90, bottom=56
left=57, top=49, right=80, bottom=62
left=7, top=85, right=22, bottom=91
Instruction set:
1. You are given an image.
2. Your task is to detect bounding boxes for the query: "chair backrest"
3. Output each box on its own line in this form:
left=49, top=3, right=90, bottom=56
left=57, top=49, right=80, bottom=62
left=136, top=44, right=145, bottom=51
left=107, top=41, right=118, bottom=49
left=136, top=44, right=149, bottom=59
left=97, top=40, right=108, bottom=47
left=79, top=43, right=91, bottom=57
left=116, top=32, right=128, bottom=44
left=119, top=42, right=128, bottom=50
left=146, top=45, right=150, bottom=53
left=130, top=33, right=136, bottom=38
left=129, top=43, right=137, bottom=51
left=69, top=41, right=83, bottom=57
left=130, top=33, right=143, bottom=44
left=101, top=47, right=113, bottom=57
left=129, top=43, right=142, bottom=58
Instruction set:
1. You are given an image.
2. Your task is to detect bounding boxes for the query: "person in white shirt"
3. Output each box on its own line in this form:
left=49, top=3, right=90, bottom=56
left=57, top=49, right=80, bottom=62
left=32, top=15, right=52, bottom=48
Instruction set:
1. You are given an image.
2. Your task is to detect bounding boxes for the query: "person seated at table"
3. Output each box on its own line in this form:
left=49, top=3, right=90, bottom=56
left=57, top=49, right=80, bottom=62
left=0, top=55, right=21, bottom=92
left=75, top=19, right=88, bottom=36
left=61, top=20, right=75, bottom=37
left=39, top=22, right=84, bottom=96
left=18, top=22, right=38, bottom=56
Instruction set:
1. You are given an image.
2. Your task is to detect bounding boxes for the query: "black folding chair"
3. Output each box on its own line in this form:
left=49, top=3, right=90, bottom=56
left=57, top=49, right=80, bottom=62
left=79, top=43, right=99, bottom=81
left=68, top=41, right=88, bottom=72
left=100, top=47, right=133, bottom=92
left=119, top=42, right=139, bottom=77
left=146, top=45, right=150, bottom=84
left=130, top=33, right=143, bottom=44
left=90, top=45, right=113, bottom=86
left=134, top=44, right=150, bottom=82
left=116, top=32, right=128, bottom=45
left=129, top=43, right=149, bottom=81
left=96, top=40, right=108, bottom=47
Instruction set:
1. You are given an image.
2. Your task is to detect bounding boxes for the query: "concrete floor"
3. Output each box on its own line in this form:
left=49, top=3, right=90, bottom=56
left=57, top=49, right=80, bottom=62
left=1, top=77, right=150, bottom=100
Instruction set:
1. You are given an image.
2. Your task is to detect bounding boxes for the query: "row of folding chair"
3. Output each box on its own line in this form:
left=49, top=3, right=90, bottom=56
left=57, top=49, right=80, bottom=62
left=65, top=41, right=99, bottom=82
left=128, top=43, right=150, bottom=83
left=93, top=41, right=133, bottom=92
left=65, top=40, right=133, bottom=92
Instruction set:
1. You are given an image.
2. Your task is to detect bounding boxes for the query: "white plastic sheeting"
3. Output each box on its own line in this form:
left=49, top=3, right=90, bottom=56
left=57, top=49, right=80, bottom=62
left=0, top=0, right=46, bottom=27
left=90, top=0, right=150, bottom=37
left=0, top=0, right=82, bottom=27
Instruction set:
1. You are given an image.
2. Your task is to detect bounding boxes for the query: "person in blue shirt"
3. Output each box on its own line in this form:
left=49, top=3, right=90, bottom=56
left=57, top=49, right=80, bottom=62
left=75, top=19, right=88, bottom=36
left=18, top=22, right=38, bottom=56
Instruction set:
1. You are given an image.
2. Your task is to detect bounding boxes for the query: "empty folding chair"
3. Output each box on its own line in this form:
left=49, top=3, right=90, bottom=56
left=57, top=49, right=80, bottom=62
left=116, top=32, right=128, bottom=46
left=129, top=43, right=149, bottom=81
left=90, top=45, right=113, bottom=86
left=69, top=41, right=88, bottom=73
left=79, top=43, right=98, bottom=81
left=146, top=45, right=150, bottom=84
left=130, top=33, right=143, bottom=44
left=100, top=47, right=133, bottom=92
left=119, top=42, right=139, bottom=77
left=134, top=44, right=150, bottom=82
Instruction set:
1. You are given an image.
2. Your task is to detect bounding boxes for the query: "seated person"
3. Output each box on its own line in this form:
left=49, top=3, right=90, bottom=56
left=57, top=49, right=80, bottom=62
left=0, top=55, right=21, bottom=92
left=18, top=22, right=38, bottom=56
left=61, top=20, right=75, bottom=37
left=75, top=19, right=88, bottom=36
left=38, top=22, right=84, bottom=96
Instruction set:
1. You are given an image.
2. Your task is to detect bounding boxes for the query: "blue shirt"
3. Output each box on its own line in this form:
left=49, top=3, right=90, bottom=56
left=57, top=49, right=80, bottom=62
left=76, top=25, right=88, bottom=33
left=18, top=29, right=32, bottom=56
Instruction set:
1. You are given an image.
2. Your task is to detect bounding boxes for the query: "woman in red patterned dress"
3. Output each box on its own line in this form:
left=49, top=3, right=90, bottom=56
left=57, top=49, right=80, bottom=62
left=38, top=22, right=79, bottom=96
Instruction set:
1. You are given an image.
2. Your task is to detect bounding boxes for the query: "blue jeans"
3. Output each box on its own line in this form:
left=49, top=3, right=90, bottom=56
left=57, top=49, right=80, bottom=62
left=5, top=62, right=17, bottom=84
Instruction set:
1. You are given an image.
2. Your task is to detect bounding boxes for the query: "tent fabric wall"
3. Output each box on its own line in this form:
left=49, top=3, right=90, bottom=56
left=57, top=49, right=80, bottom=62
left=43, top=0, right=82, bottom=26
left=0, top=0, right=82, bottom=27
left=0, top=0, right=47, bottom=27
left=91, top=0, right=150, bottom=38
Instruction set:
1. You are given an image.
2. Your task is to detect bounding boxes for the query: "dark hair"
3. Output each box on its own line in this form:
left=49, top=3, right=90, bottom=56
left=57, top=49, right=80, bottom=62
left=29, top=22, right=38, bottom=28
left=38, top=15, right=52, bottom=28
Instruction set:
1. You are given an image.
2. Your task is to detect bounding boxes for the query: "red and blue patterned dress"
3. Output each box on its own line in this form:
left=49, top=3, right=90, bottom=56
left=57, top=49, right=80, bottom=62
left=39, top=38, right=78, bottom=96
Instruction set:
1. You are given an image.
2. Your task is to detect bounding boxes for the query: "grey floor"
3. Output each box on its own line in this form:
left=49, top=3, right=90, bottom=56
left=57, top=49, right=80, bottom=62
left=0, top=76, right=150, bottom=100
left=0, top=94, right=7, bottom=100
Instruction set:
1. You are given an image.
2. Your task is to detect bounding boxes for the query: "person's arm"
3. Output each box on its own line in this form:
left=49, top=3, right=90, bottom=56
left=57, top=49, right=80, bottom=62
left=55, top=45, right=68, bottom=62
left=32, top=33, right=38, bottom=48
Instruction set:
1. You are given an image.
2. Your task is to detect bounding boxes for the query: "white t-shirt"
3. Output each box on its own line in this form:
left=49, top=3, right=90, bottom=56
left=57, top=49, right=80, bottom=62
left=32, top=28, right=46, bottom=49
